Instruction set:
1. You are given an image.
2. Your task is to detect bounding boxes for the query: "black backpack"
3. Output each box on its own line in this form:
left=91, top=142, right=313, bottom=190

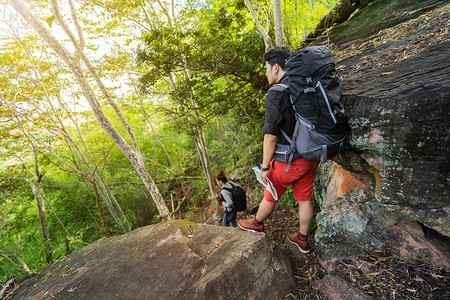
left=221, top=182, right=247, bottom=212
left=272, top=45, right=349, bottom=171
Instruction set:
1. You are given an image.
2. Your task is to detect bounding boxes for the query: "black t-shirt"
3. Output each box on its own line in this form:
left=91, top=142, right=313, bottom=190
left=262, top=75, right=296, bottom=145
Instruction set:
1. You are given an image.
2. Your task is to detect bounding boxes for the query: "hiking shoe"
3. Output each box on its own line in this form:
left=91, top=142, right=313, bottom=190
left=238, top=219, right=264, bottom=233
left=287, top=232, right=310, bottom=254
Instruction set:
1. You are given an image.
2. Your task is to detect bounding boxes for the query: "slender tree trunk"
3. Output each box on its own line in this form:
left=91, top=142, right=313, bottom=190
left=91, top=175, right=111, bottom=237
left=196, top=124, right=216, bottom=197
left=215, top=117, right=222, bottom=142
left=182, top=107, right=214, bottom=197
left=33, top=146, right=52, bottom=263
left=49, top=98, right=128, bottom=232
left=182, top=69, right=217, bottom=198
left=32, top=183, right=53, bottom=264
left=146, top=3, right=215, bottom=198
left=3, top=94, right=54, bottom=264
left=12, top=252, right=32, bottom=274
left=42, top=191, right=72, bottom=238
left=245, top=0, right=273, bottom=50
left=8, top=0, right=171, bottom=219
left=126, top=65, right=173, bottom=168
left=168, top=71, right=217, bottom=199
left=273, top=0, right=284, bottom=45
left=64, top=114, right=130, bottom=232
left=66, top=113, right=131, bottom=231
left=96, top=175, right=131, bottom=231
left=65, top=237, right=72, bottom=254
left=170, top=193, right=175, bottom=217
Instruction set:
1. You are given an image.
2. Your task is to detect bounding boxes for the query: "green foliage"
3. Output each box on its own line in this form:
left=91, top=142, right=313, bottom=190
left=284, top=0, right=340, bottom=48
left=185, top=211, right=195, bottom=220
left=136, top=0, right=267, bottom=124
left=278, top=187, right=298, bottom=210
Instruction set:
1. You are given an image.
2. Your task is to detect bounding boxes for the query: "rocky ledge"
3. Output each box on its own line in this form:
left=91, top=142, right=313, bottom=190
left=11, top=220, right=294, bottom=300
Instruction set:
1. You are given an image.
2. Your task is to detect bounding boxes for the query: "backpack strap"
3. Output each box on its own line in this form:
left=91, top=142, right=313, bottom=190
left=281, top=119, right=299, bottom=174
left=269, top=83, right=289, bottom=92
left=280, top=109, right=317, bottom=174
left=317, top=81, right=337, bottom=124
left=221, top=185, right=233, bottom=194
left=269, top=83, right=302, bottom=173
left=221, top=184, right=234, bottom=207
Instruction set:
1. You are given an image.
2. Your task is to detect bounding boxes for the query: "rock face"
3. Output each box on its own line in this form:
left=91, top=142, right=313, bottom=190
left=12, top=220, right=294, bottom=300
left=312, top=0, right=449, bottom=270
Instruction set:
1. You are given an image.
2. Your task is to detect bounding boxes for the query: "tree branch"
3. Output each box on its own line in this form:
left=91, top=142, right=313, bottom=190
left=245, top=0, right=273, bottom=49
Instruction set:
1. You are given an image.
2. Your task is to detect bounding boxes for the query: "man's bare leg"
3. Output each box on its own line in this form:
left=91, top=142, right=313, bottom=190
left=255, top=198, right=276, bottom=222
left=298, top=200, right=313, bottom=235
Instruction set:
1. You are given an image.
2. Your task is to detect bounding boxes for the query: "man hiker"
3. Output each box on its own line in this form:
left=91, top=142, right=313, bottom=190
left=238, top=45, right=320, bottom=254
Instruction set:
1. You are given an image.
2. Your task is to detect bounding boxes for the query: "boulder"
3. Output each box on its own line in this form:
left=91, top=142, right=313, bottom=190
left=312, top=0, right=450, bottom=270
left=12, top=220, right=294, bottom=299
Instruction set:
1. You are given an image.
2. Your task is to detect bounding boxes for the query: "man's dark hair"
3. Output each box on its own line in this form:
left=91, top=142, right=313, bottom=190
left=263, top=45, right=293, bottom=70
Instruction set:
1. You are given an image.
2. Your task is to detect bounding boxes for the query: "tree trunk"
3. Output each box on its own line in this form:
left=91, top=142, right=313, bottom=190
left=91, top=175, right=111, bottom=237
left=33, top=145, right=52, bottom=263
left=181, top=106, right=217, bottom=199
left=305, top=0, right=358, bottom=42
left=12, top=252, right=32, bottom=274
left=273, top=0, right=285, bottom=45
left=196, top=124, right=216, bottom=198
left=127, top=66, right=173, bottom=169
left=3, top=94, right=54, bottom=264
left=61, top=111, right=131, bottom=232
left=245, top=0, right=273, bottom=50
left=182, top=69, right=217, bottom=198
left=49, top=97, right=129, bottom=232
left=8, top=0, right=171, bottom=219
left=96, top=174, right=131, bottom=231
left=33, top=184, right=53, bottom=264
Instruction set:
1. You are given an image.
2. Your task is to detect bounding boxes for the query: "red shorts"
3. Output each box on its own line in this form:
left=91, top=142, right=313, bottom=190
left=264, top=159, right=319, bottom=202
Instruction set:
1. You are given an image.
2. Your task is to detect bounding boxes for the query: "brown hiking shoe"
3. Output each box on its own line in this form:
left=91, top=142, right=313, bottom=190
left=287, top=232, right=310, bottom=253
left=238, top=219, right=264, bottom=233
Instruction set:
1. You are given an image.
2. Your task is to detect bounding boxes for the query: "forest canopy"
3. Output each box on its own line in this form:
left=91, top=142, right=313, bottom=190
left=0, top=0, right=338, bottom=282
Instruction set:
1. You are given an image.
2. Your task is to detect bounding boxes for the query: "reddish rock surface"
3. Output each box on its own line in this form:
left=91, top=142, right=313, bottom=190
left=11, top=220, right=294, bottom=299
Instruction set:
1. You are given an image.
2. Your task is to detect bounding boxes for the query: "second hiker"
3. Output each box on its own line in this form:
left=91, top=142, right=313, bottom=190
left=238, top=45, right=320, bottom=254
left=216, top=169, right=247, bottom=227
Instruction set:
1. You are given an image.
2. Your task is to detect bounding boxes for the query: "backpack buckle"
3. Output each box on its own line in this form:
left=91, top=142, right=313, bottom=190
left=304, top=87, right=316, bottom=94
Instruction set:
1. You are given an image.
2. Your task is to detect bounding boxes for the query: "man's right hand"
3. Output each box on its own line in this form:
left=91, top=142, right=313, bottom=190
left=262, top=133, right=277, bottom=185
left=260, top=169, right=269, bottom=185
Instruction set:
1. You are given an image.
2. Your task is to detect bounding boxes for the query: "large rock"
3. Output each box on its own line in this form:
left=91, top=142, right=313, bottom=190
left=312, top=0, right=449, bottom=269
left=314, top=163, right=449, bottom=270
left=12, top=220, right=294, bottom=299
